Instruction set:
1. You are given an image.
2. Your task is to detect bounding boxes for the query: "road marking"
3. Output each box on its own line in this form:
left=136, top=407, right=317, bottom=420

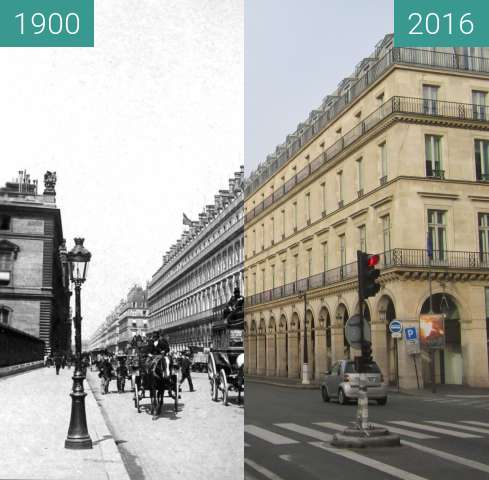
left=310, top=441, right=428, bottom=480
left=313, top=421, right=348, bottom=431
left=275, top=423, right=333, bottom=442
left=245, top=458, right=285, bottom=480
left=462, top=420, right=489, bottom=428
left=370, top=422, right=437, bottom=439
left=402, top=440, right=489, bottom=474
left=446, top=395, right=489, bottom=399
left=245, top=425, right=299, bottom=445
left=427, top=421, right=489, bottom=435
left=390, top=421, right=482, bottom=438
left=456, top=400, right=487, bottom=407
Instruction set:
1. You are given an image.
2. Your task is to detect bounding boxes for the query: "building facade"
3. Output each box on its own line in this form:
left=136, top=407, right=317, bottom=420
left=148, top=168, right=244, bottom=350
left=244, top=37, right=489, bottom=389
left=0, top=171, right=71, bottom=356
left=88, top=285, right=148, bottom=353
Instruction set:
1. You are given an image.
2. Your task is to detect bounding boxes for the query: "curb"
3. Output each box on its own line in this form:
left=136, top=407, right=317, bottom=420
left=0, top=361, right=44, bottom=378
left=246, top=377, right=319, bottom=389
left=85, top=376, right=132, bottom=480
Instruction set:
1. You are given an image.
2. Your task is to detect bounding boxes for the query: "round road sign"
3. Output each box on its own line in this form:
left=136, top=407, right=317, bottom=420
left=389, top=319, right=403, bottom=335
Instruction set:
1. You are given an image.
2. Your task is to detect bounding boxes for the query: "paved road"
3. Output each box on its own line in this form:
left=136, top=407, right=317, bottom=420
left=87, top=370, right=243, bottom=480
left=244, top=382, right=489, bottom=480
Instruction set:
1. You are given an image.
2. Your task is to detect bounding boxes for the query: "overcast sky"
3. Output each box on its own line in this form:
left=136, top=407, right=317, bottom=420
left=245, top=0, right=393, bottom=174
left=0, top=0, right=243, bottom=337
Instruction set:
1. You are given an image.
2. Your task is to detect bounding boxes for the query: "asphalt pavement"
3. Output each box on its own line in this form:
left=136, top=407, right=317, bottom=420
left=87, top=370, right=244, bottom=480
left=244, top=381, right=489, bottom=480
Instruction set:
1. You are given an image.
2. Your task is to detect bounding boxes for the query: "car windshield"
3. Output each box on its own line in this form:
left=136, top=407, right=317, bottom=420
left=345, top=361, right=381, bottom=374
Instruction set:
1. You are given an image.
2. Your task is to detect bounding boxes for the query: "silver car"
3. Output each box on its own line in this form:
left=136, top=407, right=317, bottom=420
left=321, top=360, right=387, bottom=405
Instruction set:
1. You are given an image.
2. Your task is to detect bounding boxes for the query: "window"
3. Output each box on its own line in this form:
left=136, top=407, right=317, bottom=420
left=382, top=215, right=391, bottom=253
left=427, top=209, right=447, bottom=260
left=478, top=213, right=489, bottom=261
left=0, top=240, right=19, bottom=286
left=337, top=171, right=344, bottom=206
left=281, top=210, right=286, bottom=239
left=472, top=91, right=487, bottom=120
left=423, top=85, right=439, bottom=115
left=252, top=229, right=256, bottom=253
left=339, top=234, right=346, bottom=278
left=425, top=135, right=444, bottom=178
left=294, top=255, right=298, bottom=283
left=282, top=260, right=286, bottom=286
left=305, top=193, right=311, bottom=224
left=0, top=215, right=11, bottom=231
left=270, top=217, right=275, bottom=244
left=379, top=142, right=387, bottom=183
left=261, top=224, right=265, bottom=250
left=359, top=225, right=367, bottom=252
left=307, top=249, right=312, bottom=277
left=475, top=139, right=489, bottom=181
left=271, top=264, right=275, bottom=289
left=322, top=242, right=328, bottom=273
left=0, top=307, right=10, bottom=325
left=293, top=202, right=298, bottom=231
left=356, top=158, right=364, bottom=194
left=261, top=269, right=265, bottom=292
left=321, top=182, right=326, bottom=215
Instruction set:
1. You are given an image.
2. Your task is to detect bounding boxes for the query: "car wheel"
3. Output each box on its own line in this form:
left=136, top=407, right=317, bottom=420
left=338, top=388, right=348, bottom=405
left=321, top=386, right=330, bottom=403
left=377, top=397, right=387, bottom=406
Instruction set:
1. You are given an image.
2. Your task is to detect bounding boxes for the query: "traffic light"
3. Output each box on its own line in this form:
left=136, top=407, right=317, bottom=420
left=357, top=250, right=381, bottom=300
left=361, top=341, right=372, bottom=363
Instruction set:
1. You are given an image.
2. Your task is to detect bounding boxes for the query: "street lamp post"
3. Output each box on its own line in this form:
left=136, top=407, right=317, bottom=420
left=65, top=238, right=92, bottom=450
left=299, top=290, right=309, bottom=385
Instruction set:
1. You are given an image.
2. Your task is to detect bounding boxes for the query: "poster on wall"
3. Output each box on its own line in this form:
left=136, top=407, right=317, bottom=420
left=419, top=313, right=445, bottom=349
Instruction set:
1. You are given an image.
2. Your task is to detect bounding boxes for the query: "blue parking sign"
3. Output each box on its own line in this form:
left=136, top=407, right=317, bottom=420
left=405, top=327, right=418, bottom=341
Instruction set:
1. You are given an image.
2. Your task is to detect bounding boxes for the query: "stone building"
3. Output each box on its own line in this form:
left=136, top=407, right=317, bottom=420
left=147, top=168, right=244, bottom=350
left=87, top=285, right=148, bottom=353
left=244, top=36, right=489, bottom=389
left=0, top=170, right=71, bottom=355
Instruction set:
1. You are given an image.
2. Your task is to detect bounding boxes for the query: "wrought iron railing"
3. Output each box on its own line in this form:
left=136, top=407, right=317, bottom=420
left=245, top=95, right=489, bottom=225
left=245, top=248, right=489, bottom=307
left=245, top=46, right=489, bottom=198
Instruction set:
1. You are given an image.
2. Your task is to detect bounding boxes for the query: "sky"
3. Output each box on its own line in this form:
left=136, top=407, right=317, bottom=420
left=0, top=0, right=243, bottom=337
left=245, top=0, right=394, bottom=174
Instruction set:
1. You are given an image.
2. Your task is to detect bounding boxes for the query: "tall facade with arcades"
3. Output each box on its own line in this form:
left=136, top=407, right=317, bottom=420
left=0, top=170, right=71, bottom=358
left=244, top=35, right=489, bottom=389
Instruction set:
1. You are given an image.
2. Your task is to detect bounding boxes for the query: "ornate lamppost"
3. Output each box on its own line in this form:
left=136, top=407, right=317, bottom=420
left=65, top=238, right=92, bottom=450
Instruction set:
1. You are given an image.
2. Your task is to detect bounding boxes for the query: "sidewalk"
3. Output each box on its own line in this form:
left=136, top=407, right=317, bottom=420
left=0, top=366, right=130, bottom=480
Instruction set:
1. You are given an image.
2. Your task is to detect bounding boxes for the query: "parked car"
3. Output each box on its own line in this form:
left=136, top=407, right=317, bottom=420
left=321, top=359, right=387, bottom=405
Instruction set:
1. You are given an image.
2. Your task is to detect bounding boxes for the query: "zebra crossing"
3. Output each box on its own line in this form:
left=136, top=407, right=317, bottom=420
left=245, top=419, right=489, bottom=479
left=417, top=395, right=489, bottom=409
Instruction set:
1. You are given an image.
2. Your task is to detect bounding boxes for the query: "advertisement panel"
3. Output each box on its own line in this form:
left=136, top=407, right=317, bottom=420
left=419, top=314, right=445, bottom=349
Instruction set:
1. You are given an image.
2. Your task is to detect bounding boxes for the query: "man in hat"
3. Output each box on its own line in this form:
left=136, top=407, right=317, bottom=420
left=179, top=352, right=194, bottom=392
left=116, top=357, right=128, bottom=393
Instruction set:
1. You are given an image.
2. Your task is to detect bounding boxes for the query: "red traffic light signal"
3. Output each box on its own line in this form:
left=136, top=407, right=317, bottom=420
left=357, top=251, right=381, bottom=300
left=367, top=254, right=380, bottom=267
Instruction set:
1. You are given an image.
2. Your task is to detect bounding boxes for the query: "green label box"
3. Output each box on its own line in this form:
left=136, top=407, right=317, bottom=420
left=0, top=0, right=94, bottom=47
left=395, top=0, right=489, bottom=47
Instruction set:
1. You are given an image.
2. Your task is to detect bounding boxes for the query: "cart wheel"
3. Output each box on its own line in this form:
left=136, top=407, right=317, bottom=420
left=219, top=369, right=228, bottom=406
left=134, top=382, right=140, bottom=413
left=174, top=376, right=179, bottom=412
left=211, top=377, right=219, bottom=401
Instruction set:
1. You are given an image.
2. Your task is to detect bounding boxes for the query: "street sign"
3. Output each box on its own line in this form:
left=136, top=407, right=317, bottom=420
left=345, top=314, right=371, bottom=350
left=405, top=327, right=418, bottom=341
left=389, top=319, right=403, bottom=338
left=404, top=326, right=421, bottom=355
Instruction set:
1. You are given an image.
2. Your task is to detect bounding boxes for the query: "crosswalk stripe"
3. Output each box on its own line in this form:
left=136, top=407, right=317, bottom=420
left=370, top=423, right=437, bottom=439
left=245, top=425, right=299, bottom=445
left=456, top=400, right=487, bottom=407
left=245, top=458, right=285, bottom=480
left=427, top=421, right=489, bottom=435
left=310, top=441, right=428, bottom=480
left=390, top=421, right=482, bottom=438
left=275, top=423, right=333, bottom=442
left=313, top=421, right=348, bottom=432
left=402, top=440, right=489, bottom=474
left=461, top=420, right=489, bottom=428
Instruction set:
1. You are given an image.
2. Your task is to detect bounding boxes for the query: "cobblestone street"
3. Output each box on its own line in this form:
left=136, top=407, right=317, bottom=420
left=87, top=370, right=244, bottom=480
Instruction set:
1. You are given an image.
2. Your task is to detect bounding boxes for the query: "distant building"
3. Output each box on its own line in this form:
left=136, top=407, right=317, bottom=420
left=147, top=167, right=244, bottom=350
left=88, top=284, right=148, bottom=353
left=0, top=170, right=71, bottom=356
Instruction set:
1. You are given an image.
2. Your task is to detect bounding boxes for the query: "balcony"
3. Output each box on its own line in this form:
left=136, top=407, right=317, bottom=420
left=245, top=95, right=489, bottom=225
left=245, top=248, right=489, bottom=307
left=245, top=47, right=489, bottom=198
left=426, top=169, right=445, bottom=180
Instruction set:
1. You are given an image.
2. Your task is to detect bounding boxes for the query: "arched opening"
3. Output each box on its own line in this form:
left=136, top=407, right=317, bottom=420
left=268, top=317, right=277, bottom=376
left=336, top=304, right=349, bottom=359
left=258, top=318, right=267, bottom=376
left=278, top=315, right=288, bottom=377
left=289, top=313, right=300, bottom=378
left=249, top=319, right=257, bottom=375
left=305, top=309, right=315, bottom=380
left=421, top=293, right=462, bottom=385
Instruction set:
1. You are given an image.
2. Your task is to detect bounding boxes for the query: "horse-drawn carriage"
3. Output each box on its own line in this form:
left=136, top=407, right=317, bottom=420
left=130, top=334, right=179, bottom=419
left=208, top=288, right=244, bottom=405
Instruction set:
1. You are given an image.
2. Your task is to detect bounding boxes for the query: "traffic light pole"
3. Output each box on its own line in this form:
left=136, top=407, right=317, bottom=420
left=356, top=250, right=369, bottom=432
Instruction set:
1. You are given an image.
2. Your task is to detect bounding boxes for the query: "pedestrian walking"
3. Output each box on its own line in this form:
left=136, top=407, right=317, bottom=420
left=116, top=357, right=128, bottom=393
left=179, top=353, right=194, bottom=392
left=61, top=355, right=66, bottom=369
left=54, top=354, right=61, bottom=375
left=99, top=357, right=113, bottom=394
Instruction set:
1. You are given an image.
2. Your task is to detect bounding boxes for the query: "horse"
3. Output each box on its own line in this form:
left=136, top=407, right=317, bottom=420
left=143, top=354, right=173, bottom=420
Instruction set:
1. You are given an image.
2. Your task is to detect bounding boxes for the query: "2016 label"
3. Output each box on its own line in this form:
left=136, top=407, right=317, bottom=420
left=408, top=12, right=474, bottom=36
